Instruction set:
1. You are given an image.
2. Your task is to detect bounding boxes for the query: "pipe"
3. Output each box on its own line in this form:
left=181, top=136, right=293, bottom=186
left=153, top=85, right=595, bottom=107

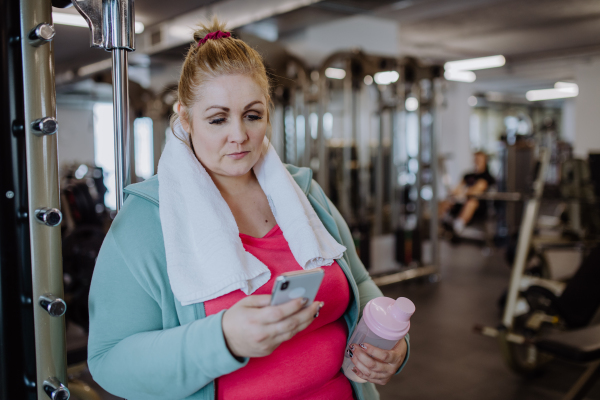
left=112, top=49, right=130, bottom=210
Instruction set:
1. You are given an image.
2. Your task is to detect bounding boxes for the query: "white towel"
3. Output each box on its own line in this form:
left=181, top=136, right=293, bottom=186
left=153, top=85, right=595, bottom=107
left=158, top=123, right=346, bottom=306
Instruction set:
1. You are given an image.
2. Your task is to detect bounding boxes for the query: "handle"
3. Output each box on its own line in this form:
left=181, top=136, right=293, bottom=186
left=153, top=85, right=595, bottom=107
left=39, top=294, right=67, bottom=317
left=43, top=377, right=70, bottom=400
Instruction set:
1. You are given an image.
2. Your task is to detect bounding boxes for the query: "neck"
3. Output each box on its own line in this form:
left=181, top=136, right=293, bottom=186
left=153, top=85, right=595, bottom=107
left=207, top=168, right=257, bottom=197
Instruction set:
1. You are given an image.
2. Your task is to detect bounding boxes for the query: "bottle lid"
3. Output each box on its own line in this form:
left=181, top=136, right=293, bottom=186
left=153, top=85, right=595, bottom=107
left=363, top=297, right=415, bottom=341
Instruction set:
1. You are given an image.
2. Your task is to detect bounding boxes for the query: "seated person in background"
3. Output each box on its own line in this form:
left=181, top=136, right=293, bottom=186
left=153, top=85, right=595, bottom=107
left=439, top=151, right=496, bottom=236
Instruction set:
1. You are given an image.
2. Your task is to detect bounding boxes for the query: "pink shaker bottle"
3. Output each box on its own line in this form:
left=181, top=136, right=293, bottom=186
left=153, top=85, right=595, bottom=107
left=342, top=297, right=415, bottom=383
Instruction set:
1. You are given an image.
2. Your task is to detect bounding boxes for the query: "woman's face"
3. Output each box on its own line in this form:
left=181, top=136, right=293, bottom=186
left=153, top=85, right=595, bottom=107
left=179, top=74, right=268, bottom=179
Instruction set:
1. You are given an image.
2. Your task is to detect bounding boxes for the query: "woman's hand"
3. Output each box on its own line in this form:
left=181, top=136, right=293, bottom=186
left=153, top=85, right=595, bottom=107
left=222, top=295, right=323, bottom=359
left=348, top=338, right=408, bottom=385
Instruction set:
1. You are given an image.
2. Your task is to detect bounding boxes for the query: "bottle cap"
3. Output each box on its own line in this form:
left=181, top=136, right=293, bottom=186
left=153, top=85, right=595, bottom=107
left=363, top=297, right=415, bottom=341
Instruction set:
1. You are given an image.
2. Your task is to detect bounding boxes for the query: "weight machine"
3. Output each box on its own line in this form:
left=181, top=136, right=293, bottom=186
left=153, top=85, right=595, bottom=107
left=0, top=0, right=134, bottom=398
left=271, top=52, right=443, bottom=283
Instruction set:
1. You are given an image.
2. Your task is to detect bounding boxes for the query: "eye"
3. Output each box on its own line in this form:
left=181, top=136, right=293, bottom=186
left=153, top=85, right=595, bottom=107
left=247, top=114, right=262, bottom=121
left=209, top=118, right=226, bottom=125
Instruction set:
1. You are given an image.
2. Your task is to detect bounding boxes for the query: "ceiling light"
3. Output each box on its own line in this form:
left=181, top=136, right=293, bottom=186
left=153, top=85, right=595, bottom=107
left=405, top=97, right=419, bottom=112
left=444, top=55, right=505, bottom=71
left=526, top=82, right=579, bottom=101
left=53, top=12, right=144, bottom=34
left=554, top=81, right=578, bottom=90
left=325, top=68, right=346, bottom=80
left=468, top=96, right=478, bottom=106
left=374, top=71, right=399, bottom=85
left=364, top=75, right=373, bottom=85
left=444, top=70, right=476, bottom=83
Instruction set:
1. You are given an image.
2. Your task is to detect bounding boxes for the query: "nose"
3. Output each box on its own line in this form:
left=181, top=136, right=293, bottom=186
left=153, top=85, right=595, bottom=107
left=229, top=118, right=248, bottom=144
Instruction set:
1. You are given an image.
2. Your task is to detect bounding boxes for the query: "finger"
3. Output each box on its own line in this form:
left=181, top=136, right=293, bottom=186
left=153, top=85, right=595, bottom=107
left=351, top=366, right=389, bottom=386
left=352, top=367, right=388, bottom=385
left=350, top=355, right=391, bottom=382
left=273, top=312, right=315, bottom=342
left=270, top=301, right=322, bottom=336
left=355, top=342, right=397, bottom=364
left=238, top=295, right=273, bottom=308
left=260, top=297, right=313, bottom=324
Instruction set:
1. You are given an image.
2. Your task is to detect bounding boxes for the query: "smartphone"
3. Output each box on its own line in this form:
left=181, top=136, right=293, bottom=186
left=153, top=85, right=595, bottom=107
left=270, top=268, right=325, bottom=307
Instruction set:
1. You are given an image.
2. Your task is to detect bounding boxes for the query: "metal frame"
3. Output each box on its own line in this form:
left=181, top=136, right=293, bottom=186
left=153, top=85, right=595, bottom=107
left=502, top=148, right=551, bottom=328
left=19, top=0, right=68, bottom=397
left=0, top=0, right=38, bottom=397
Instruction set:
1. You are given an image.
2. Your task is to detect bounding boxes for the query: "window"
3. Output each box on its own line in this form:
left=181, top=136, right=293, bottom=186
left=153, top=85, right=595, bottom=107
left=134, top=117, right=154, bottom=180
left=93, top=103, right=116, bottom=210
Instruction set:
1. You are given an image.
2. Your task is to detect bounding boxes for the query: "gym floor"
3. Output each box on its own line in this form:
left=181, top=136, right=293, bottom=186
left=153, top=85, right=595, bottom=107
left=73, top=241, right=600, bottom=400
left=380, top=241, right=600, bottom=400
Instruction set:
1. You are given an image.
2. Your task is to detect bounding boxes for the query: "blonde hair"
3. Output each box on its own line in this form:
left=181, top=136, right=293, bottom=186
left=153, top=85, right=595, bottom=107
left=172, top=17, right=272, bottom=142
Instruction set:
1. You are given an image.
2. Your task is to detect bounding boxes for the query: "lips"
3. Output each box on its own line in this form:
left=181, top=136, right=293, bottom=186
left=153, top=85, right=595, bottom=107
left=227, top=151, right=250, bottom=160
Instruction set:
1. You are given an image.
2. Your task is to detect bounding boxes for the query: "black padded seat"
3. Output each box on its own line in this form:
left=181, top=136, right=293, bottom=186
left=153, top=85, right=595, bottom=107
left=536, top=325, right=600, bottom=363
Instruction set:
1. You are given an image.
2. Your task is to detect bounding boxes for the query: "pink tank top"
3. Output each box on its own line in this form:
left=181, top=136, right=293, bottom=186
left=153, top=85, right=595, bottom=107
left=204, top=225, right=354, bottom=400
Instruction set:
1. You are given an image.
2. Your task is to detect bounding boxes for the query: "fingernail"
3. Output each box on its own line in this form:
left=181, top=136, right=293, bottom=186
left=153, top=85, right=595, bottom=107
left=347, top=349, right=353, bottom=358
left=301, top=297, right=308, bottom=306
left=359, top=343, right=366, bottom=350
left=320, top=301, right=325, bottom=309
left=350, top=344, right=355, bottom=351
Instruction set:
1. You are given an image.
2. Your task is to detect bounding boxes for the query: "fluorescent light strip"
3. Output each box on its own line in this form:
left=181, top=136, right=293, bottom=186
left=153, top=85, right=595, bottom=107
left=53, top=12, right=145, bottom=34
left=325, top=68, right=346, bottom=80
left=444, top=70, right=476, bottom=83
left=374, top=71, right=399, bottom=85
left=444, top=55, right=505, bottom=71
left=526, top=82, right=579, bottom=101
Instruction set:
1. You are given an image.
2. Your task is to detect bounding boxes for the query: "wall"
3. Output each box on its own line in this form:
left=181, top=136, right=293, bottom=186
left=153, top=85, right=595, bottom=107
left=573, top=58, right=600, bottom=157
left=56, top=103, right=96, bottom=170
left=438, top=81, right=474, bottom=187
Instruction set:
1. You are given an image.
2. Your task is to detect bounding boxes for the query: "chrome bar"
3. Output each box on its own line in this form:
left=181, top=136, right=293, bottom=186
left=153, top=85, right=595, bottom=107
left=19, top=0, right=67, bottom=396
left=73, top=0, right=135, bottom=211
left=112, top=49, right=130, bottom=210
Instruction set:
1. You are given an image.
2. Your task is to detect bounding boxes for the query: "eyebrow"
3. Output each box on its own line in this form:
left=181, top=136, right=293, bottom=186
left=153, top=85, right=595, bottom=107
left=243, top=100, right=264, bottom=110
left=204, top=100, right=264, bottom=112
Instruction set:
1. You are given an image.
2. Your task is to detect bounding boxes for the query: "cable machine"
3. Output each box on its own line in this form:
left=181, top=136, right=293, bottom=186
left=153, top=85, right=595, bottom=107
left=271, top=52, right=443, bottom=282
left=1, top=0, right=134, bottom=398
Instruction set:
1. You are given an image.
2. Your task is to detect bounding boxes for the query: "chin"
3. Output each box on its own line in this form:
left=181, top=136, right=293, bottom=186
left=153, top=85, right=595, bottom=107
left=222, top=162, right=254, bottom=177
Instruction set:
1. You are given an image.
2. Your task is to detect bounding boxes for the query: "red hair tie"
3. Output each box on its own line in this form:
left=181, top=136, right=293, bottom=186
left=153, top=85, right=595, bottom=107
left=197, top=30, right=231, bottom=47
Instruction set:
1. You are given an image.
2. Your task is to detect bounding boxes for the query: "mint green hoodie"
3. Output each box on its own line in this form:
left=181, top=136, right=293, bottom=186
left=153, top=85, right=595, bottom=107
left=88, top=165, right=409, bottom=400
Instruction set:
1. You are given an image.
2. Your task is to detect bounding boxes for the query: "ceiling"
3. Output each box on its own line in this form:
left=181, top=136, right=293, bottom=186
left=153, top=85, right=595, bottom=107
left=52, top=0, right=600, bottom=94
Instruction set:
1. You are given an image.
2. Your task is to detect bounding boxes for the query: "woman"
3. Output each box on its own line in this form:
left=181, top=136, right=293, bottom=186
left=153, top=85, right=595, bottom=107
left=88, top=19, right=409, bottom=400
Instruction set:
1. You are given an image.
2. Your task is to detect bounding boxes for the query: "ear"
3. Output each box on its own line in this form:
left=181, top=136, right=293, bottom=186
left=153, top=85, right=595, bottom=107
left=178, top=103, right=191, bottom=133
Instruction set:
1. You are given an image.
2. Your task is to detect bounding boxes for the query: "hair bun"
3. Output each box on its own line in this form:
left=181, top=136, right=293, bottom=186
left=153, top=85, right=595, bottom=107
left=193, top=17, right=229, bottom=43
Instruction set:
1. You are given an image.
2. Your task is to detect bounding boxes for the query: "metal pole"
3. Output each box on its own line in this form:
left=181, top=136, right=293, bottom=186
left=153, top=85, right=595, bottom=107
left=341, top=58, right=354, bottom=224
left=112, top=49, right=130, bottom=210
left=73, top=0, right=135, bottom=212
left=19, top=0, right=68, bottom=398
left=502, top=148, right=550, bottom=328
left=430, top=77, right=441, bottom=270
left=317, top=74, right=329, bottom=196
